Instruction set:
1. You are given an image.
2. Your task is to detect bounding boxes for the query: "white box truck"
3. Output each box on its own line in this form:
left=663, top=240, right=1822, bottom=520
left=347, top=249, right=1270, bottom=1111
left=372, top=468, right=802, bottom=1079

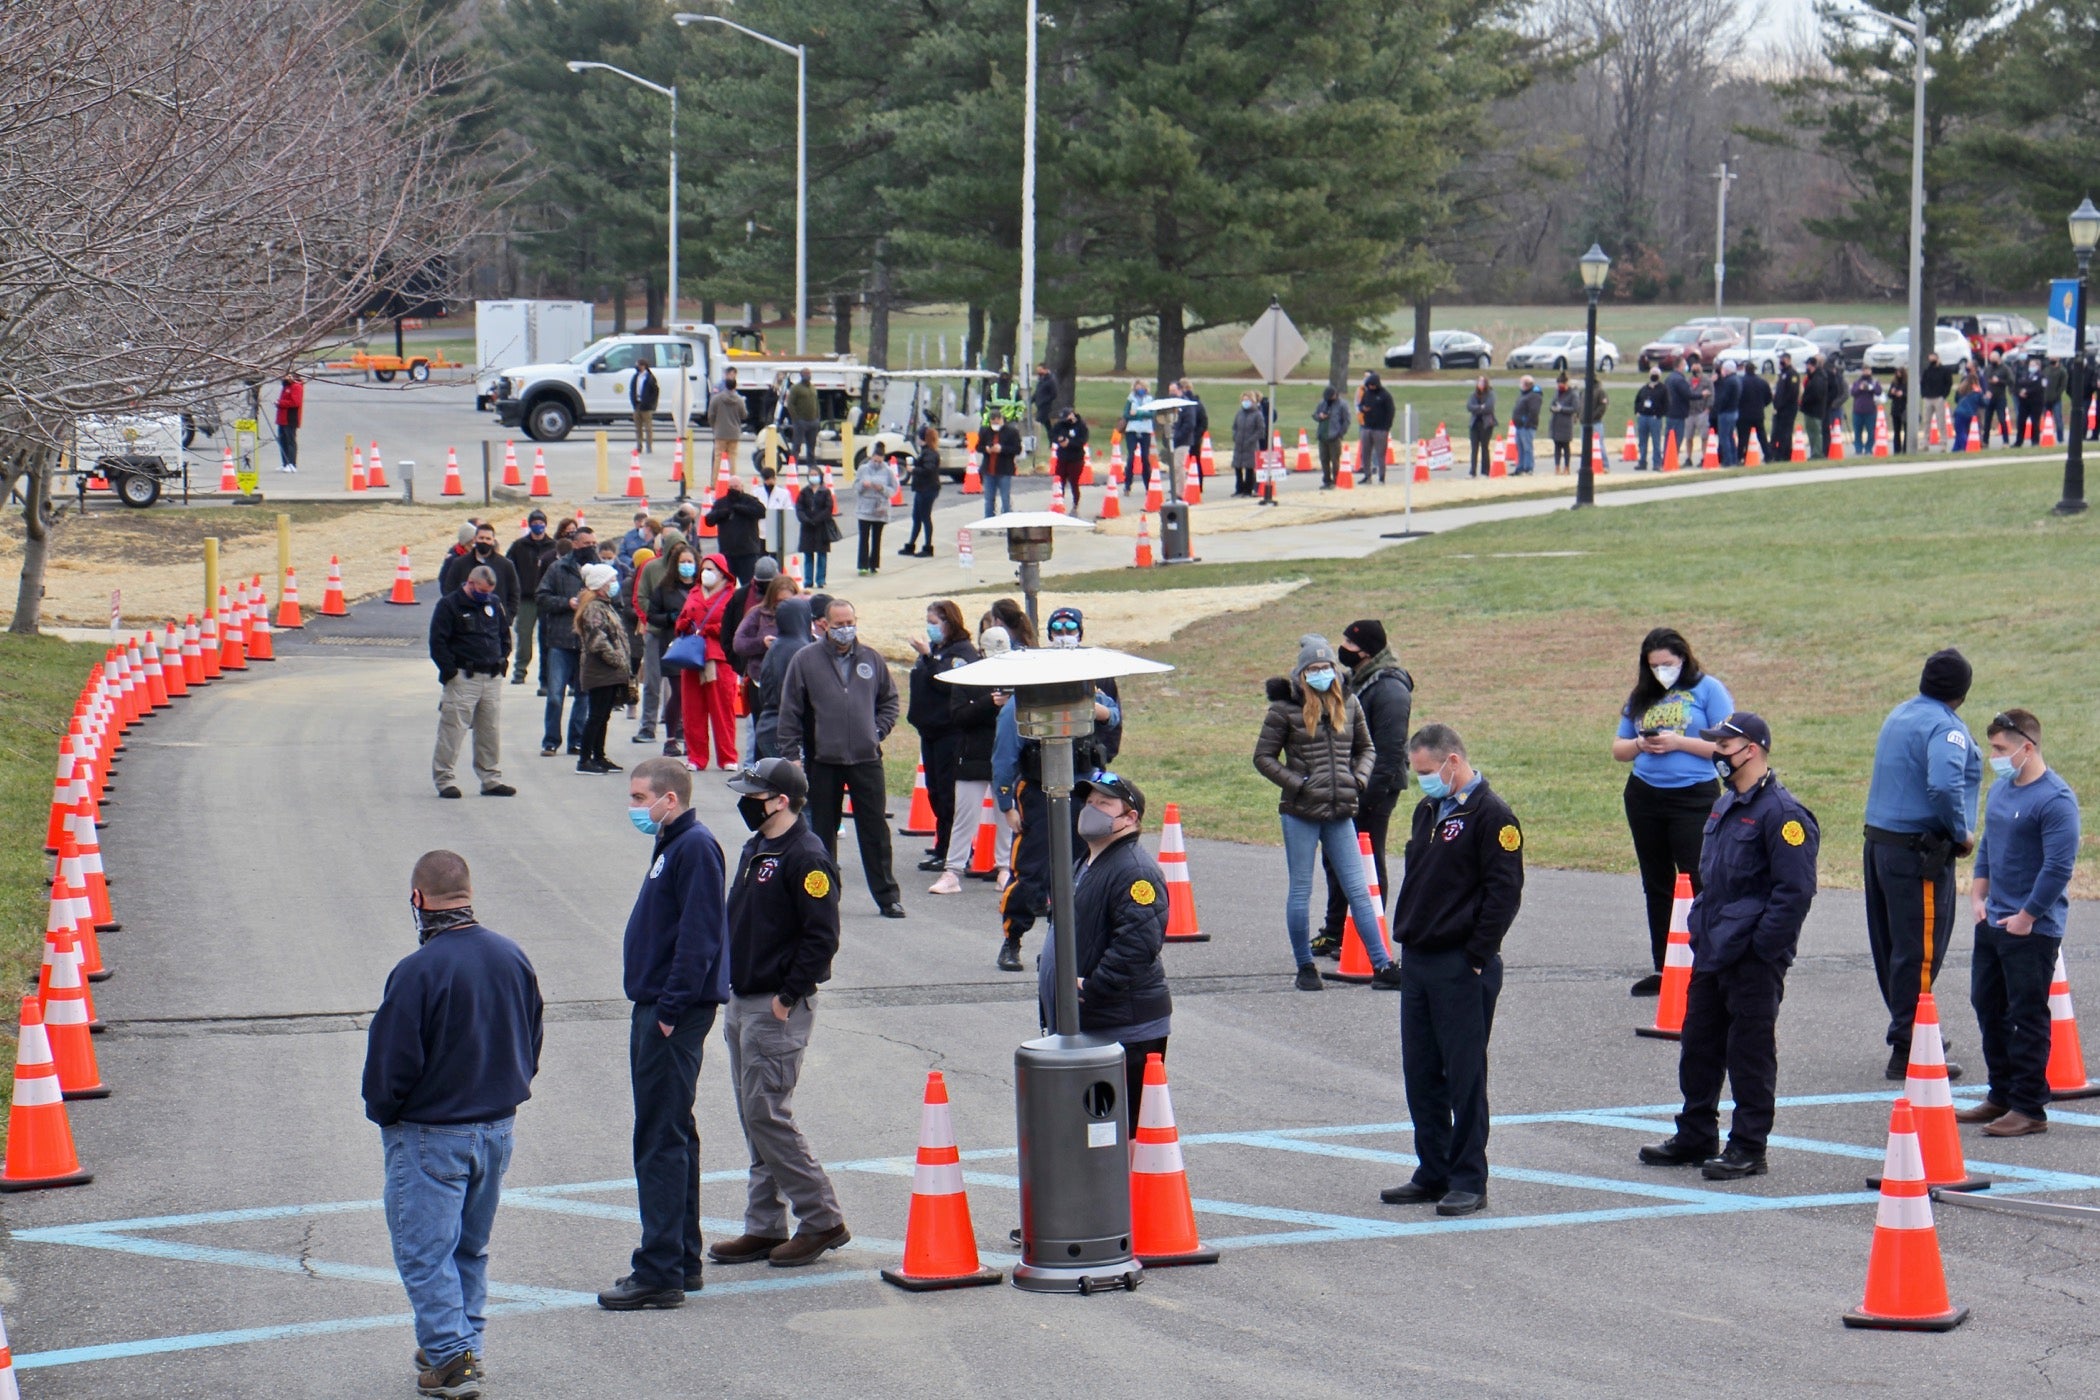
left=474, top=301, right=596, bottom=407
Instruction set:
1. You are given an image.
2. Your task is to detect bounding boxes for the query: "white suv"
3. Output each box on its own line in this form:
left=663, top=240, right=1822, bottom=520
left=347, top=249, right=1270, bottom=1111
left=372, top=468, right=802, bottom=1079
left=492, top=331, right=720, bottom=442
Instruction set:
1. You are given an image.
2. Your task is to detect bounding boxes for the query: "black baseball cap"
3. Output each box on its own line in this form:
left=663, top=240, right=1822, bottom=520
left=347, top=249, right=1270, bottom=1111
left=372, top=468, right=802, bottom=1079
left=1699, top=712, right=1772, bottom=750
left=1075, top=770, right=1146, bottom=816
left=727, top=757, right=808, bottom=803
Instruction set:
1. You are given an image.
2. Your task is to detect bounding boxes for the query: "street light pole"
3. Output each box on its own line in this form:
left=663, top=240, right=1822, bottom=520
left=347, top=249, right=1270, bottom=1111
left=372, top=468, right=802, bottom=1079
left=675, top=13, right=809, bottom=355
left=1018, top=0, right=1039, bottom=407
left=565, top=62, right=679, bottom=327
left=1575, top=243, right=1610, bottom=509
left=2055, top=197, right=2100, bottom=515
left=1711, top=160, right=1735, bottom=319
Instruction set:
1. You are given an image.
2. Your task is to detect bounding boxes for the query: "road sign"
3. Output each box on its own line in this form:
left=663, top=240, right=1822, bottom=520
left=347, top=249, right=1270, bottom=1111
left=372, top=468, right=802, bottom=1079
left=1241, top=302, right=1308, bottom=385
left=233, top=418, right=259, bottom=434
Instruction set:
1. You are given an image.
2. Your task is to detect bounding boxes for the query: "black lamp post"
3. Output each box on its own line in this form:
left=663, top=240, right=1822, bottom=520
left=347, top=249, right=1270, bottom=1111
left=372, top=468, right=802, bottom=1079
left=2055, top=196, right=2100, bottom=516
left=1574, top=243, right=1611, bottom=509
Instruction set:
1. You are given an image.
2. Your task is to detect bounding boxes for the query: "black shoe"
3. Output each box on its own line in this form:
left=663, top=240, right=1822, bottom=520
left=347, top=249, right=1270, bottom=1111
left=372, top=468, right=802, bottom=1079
left=535, top=686, right=547, bottom=697
left=1701, top=1144, right=1767, bottom=1180
left=684, top=1270, right=704, bottom=1291
left=596, top=1273, right=685, bottom=1310
left=1435, top=1190, right=1487, bottom=1217
left=1638, top=1134, right=1716, bottom=1167
left=1946, top=1060, right=1964, bottom=1081
left=481, top=783, right=516, bottom=797
left=880, top=902, right=906, bottom=919
left=1308, top=934, right=1340, bottom=959
left=663, top=740, right=685, bottom=757
left=1885, top=1046, right=1910, bottom=1080
left=997, top=938, right=1023, bottom=972
left=510, top=676, right=526, bottom=686
left=567, top=745, right=583, bottom=756
left=540, top=745, right=559, bottom=758
left=917, top=548, right=934, bottom=557
left=1369, top=963, right=1404, bottom=990
left=437, top=785, right=463, bottom=799
left=1295, top=962, right=1324, bottom=991
left=1379, top=1180, right=1442, bottom=1205
left=633, top=731, right=655, bottom=743
left=576, top=759, right=609, bottom=774
left=917, top=857, right=946, bottom=872
left=599, top=758, right=624, bottom=773
left=898, top=545, right=917, bottom=557
left=1630, top=973, right=1664, bottom=996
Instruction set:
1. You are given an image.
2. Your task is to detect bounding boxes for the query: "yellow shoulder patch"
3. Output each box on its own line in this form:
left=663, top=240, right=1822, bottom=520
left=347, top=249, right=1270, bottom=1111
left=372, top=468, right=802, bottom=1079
left=1497, top=825, right=1522, bottom=852
left=1780, top=820, right=1806, bottom=847
left=1129, top=879, right=1157, bottom=906
left=803, top=869, right=832, bottom=898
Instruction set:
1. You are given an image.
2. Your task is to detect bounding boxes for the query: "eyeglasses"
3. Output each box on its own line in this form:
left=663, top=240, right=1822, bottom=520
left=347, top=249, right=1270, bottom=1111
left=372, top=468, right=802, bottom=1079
left=1991, top=713, right=2040, bottom=748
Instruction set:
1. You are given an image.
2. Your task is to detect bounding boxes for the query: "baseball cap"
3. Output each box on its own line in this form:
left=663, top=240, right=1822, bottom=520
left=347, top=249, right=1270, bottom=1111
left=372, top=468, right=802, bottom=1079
left=1075, top=769, right=1146, bottom=817
left=1698, top=712, right=1773, bottom=750
left=727, top=757, right=809, bottom=804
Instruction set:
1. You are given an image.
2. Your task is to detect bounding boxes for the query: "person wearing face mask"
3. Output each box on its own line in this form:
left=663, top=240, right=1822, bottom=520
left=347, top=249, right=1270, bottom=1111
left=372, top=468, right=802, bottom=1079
left=506, top=510, right=560, bottom=690
left=907, top=600, right=980, bottom=877
left=1253, top=637, right=1397, bottom=992
left=932, top=621, right=1012, bottom=894
left=1464, top=376, right=1497, bottom=478
left=777, top=598, right=905, bottom=917
left=362, top=850, right=542, bottom=1398
left=753, top=596, right=814, bottom=760
left=1634, top=370, right=1668, bottom=471
left=1120, top=379, right=1155, bottom=499
left=1313, top=384, right=1349, bottom=488
left=535, top=525, right=599, bottom=757
left=603, top=759, right=729, bottom=1311
left=1045, top=772, right=1173, bottom=1124
left=442, top=522, right=519, bottom=619
left=1314, top=621, right=1412, bottom=960
left=427, top=564, right=516, bottom=799
left=1357, top=372, right=1395, bottom=485
left=1379, top=725, right=1523, bottom=1217
left=1231, top=391, right=1266, bottom=498
left=1639, top=713, right=1819, bottom=1182
left=1611, top=628, right=1734, bottom=995
left=1050, top=406, right=1089, bottom=515
left=673, top=553, right=741, bottom=772
left=574, top=564, right=634, bottom=775
left=1961, top=709, right=2081, bottom=1139
left=637, top=532, right=692, bottom=753
left=708, top=758, right=851, bottom=1268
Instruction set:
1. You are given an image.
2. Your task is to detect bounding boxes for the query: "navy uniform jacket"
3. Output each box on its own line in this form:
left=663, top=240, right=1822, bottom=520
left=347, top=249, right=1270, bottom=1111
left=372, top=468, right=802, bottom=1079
left=1690, top=772, right=1820, bottom=970
left=1394, top=777, right=1525, bottom=967
left=727, top=816, right=841, bottom=1003
left=428, top=585, right=511, bottom=680
left=623, top=809, right=731, bottom=1019
left=1039, top=831, right=1172, bottom=1034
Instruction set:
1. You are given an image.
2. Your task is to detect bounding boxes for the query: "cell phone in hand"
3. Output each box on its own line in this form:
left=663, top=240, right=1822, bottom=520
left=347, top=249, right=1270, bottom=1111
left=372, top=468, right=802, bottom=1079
left=1639, top=727, right=1662, bottom=738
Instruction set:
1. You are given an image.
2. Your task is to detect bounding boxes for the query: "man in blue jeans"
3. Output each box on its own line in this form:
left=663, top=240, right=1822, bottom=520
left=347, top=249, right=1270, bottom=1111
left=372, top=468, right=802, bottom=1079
left=1710, top=361, right=1741, bottom=466
left=535, top=525, right=596, bottom=756
left=601, top=757, right=731, bottom=1310
left=980, top=410, right=1021, bottom=516
left=364, top=850, right=543, bottom=1400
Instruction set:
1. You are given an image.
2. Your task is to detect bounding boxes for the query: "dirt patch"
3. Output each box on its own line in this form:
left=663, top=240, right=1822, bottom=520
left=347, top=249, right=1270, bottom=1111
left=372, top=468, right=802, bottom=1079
left=853, top=580, right=1306, bottom=665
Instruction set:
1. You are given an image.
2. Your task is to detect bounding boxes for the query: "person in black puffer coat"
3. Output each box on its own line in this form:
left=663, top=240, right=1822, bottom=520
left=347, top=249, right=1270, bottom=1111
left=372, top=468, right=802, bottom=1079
left=1316, top=620, right=1414, bottom=958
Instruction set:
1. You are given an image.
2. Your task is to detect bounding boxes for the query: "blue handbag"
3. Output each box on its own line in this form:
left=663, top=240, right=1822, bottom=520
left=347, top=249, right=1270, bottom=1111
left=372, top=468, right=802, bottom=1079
left=662, top=633, right=710, bottom=673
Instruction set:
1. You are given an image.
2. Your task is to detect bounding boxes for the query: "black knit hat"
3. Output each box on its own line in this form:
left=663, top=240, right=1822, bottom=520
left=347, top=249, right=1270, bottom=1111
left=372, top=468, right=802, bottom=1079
left=1341, top=620, right=1387, bottom=655
left=1919, top=648, right=1972, bottom=704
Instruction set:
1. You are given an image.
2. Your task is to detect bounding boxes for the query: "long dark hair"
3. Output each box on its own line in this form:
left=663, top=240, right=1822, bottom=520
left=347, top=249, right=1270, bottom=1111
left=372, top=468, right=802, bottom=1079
left=1623, top=627, right=1704, bottom=717
left=989, top=596, right=1036, bottom=649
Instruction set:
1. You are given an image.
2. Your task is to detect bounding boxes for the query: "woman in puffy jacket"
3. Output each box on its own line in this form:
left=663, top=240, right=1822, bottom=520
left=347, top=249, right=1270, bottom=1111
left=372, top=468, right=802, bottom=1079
left=672, top=551, right=739, bottom=771
left=1253, top=635, right=1396, bottom=992
left=906, top=599, right=980, bottom=880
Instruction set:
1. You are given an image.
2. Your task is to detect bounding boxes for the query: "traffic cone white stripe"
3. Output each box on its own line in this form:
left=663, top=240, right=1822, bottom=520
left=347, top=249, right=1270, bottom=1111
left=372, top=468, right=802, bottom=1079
left=1132, top=1139, right=1186, bottom=1176
left=1662, top=937, right=1694, bottom=969
left=1877, top=1187, right=1935, bottom=1232
left=913, top=1156, right=966, bottom=1196
left=13, top=1050, right=61, bottom=1109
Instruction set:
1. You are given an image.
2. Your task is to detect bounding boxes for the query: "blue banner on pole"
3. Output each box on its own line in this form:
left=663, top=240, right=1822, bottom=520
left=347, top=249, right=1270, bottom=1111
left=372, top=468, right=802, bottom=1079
left=2049, top=278, right=2079, bottom=357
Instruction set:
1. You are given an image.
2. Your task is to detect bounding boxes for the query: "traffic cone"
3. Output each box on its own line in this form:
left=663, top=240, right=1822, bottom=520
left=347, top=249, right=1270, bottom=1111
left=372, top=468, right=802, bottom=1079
left=625, top=447, right=647, bottom=498
left=1832, top=428, right=1846, bottom=460
left=1490, top=430, right=1508, bottom=478
left=2046, top=949, right=2100, bottom=1099
left=0, top=1303, right=22, bottom=1397
left=1792, top=423, right=1809, bottom=460
left=1637, top=874, right=1695, bottom=1040
left=367, top=441, right=389, bottom=488
left=962, top=451, right=982, bottom=496
left=1295, top=429, right=1313, bottom=474
left=276, top=567, right=304, bottom=628
left=53, top=836, right=107, bottom=980
left=1080, top=446, right=1096, bottom=486
left=217, top=585, right=247, bottom=670
left=1201, top=432, right=1216, bottom=476
left=1661, top=428, right=1680, bottom=472
left=1332, top=832, right=1392, bottom=983
left=350, top=445, right=367, bottom=492
left=70, top=791, right=114, bottom=932
left=968, top=791, right=998, bottom=877
left=529, top=447, right=552, bottom=497
left=0, top=996, right=93, bottom=1191
left=320, top=557, right=348, bottom=616
left=1843, top=1097, right=1969, bottom=1331
left=43, top=740, right=77, bottom=853
left=1745, top=429, right=1764, bottom=466
left=243, top=578, right=273, bottom=662
left=159, top=625, right=189, bottom=697
left=2042, top=411, right=2059, bottom=449
left=1966, top=422, right=1982, bottom=453
left=502, top=440, right=521, bottom=487
left=1412, top=444, right=1429, bottom=484
left=198, top=611, right=221, bottom=679
left=183, top=615, right=207, bottom=683
left=140, top=633, right=171, bottom=708
left=1927, top=415, right=1941, bottom=447
left=385, top=546, right=417, bottom=605
left=781, top=455, right=801, bottom=494
left=671, top=434, right=687, bottom=487
left=1049, top=490, right=1067, bottom=516
left=43, top=931, right=108, bottom=1100
left=1157, top=803, right=1206, bottom=943
left=1621, top=420, right=1637, bottom=463
left=1143, top=474, right=1164, bottom=513
left=215, top=443, right=240, bottom=493
left=1099, top=477, right=1121, bottom=520
left=1700, top=430, right=1719, bottom=469
left=1874, top=406, right=1891, bottom=457
left=880, top=1071, right=1003, bottom=1290
left=1131, top=1054, right=1218, bottom=1266
left=1338, top=446, right=1356, bottom=490
left=901, top=764, right=938, bottom=836
left=1133, top=513, right=1154, bottom=568
left=441, top=447, right=464, bottom=496
left=1182, top=451, right=1202, bottom=505
left=1869, top=993, right=1987, bottom=1193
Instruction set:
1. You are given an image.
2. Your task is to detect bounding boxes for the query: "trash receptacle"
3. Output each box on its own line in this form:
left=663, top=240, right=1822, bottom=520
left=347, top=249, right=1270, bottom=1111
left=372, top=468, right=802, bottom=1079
left=1158, top=503, right=1193, bottom=563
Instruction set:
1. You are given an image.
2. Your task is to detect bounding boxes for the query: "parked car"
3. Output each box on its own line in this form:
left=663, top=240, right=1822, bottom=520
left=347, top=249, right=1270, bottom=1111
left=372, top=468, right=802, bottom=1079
left=1752, top=316, right=1816, bottom=338
left=1861, top=324, right=1972, bottom=373
left=2005, top=332, right=2053, bottom=362
left=490, top=329, right=722, bottom=442
left=1504, top=330, right=1619, bottom=372
left=1382, top=329, right=1493, bottom=371
left=1636, top=323, right=1740, bottom=372
left=1804, top=323, right=1883, bottom=371
left=1715, top=334, right=1822, bottom=377
left=1937, top=313, right=2038, bottom=363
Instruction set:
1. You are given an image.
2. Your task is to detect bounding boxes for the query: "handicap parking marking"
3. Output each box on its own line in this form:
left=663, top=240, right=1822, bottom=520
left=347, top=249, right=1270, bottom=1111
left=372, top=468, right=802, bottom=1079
left=14, top=1087, right=2094, bottom=1371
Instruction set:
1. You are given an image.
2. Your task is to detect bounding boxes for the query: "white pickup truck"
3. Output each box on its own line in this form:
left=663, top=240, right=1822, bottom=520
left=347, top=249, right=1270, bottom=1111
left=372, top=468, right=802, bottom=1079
left=488, top=328, right=723, bottom=442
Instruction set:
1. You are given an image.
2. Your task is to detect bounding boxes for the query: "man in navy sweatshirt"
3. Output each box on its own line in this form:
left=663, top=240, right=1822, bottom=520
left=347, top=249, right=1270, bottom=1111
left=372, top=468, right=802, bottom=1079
left=364, top=850, right=543, bottom=1400
left=1963, top=708, right=2082, bottom=1138
left=601, top=756, right=731, bottom=1311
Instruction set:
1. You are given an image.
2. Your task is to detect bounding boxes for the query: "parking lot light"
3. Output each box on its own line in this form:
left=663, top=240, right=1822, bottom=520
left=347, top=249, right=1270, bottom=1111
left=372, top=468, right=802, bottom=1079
left=2055, top=197, right=2099, bottom=516
left=1575, top=244, right=1609, bottom=510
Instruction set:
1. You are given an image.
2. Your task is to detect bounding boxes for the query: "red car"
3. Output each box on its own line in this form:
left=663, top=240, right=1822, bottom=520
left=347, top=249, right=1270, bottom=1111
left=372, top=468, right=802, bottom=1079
left=1752, top=316, right=1815, bottom=338
left=1636, top=324, right=1742, bottom=372
left=1937, top=313, right=2037, bottom=363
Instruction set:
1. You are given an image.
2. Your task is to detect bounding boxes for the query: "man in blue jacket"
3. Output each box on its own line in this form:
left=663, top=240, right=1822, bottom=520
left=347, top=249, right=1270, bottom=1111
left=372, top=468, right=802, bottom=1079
left=1863, top=649, right=1981, bottom=1079
left=364, top=850, right=543, bottom=1400
left=1710, top=361, right=1742, bottom=466
left=601, top=756, right=731, bottom=1311
left=1638, top=714, right=1819, bottom=1181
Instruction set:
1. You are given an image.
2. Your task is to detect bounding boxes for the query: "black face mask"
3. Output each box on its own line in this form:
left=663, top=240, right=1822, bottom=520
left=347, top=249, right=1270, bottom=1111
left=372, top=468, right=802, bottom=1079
left=474, top=543, right=494, bottom=557
left=411, top=899, right=476, bottom=944
left=737, top=795, right=774, bottom=831
left=573, top=545, right=596, bottom=564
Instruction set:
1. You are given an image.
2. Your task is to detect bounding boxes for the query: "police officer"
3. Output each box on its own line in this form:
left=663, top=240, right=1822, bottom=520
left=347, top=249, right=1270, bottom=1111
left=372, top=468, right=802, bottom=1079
left=428, top=564, right=515, bottom=800
left=1044, top=772, right=1171, bottom=1120
left=708, top=758, right=852, bottom=1268
left=1639, top=713, right=1819, bottom=1180
left=1379, top=724, right=1524, bottom=1217
left=1863, top=649, right=1980, bottom=1079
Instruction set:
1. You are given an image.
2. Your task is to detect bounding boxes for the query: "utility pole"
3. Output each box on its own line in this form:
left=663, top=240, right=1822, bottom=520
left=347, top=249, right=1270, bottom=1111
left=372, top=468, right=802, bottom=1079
left=1712, top=159, right=1736, bottom=318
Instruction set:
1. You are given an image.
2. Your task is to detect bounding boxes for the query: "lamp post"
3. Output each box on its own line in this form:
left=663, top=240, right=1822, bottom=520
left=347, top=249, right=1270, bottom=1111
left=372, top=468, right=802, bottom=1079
left=1575, top=243, right=1610, bottom=509
left=565, top=62, right=678, bottom=327
left=1849, top=4, right=1928, bottom=464
left=1018, top=0, right=1041, bottom=408
left=675, top=12, right=807, bottom=356
left=2056, top=196, right=2100, bottom=516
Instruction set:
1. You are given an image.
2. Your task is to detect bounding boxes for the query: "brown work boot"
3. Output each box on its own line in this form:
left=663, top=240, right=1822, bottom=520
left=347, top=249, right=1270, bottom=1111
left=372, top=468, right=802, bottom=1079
left=1952, top=1100, right=2005, bottom=1124
left=416, top=1350, right=483, bottom=1399
left=767, top=1223, right=851, bottom=1267
left=1982, top=1110, right=2049, bottom=1137
left=706, top=1232, right=788, bottom=1265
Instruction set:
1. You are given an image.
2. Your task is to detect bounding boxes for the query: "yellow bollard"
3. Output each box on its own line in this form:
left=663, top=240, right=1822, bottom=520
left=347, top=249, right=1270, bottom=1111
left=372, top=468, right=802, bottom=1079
left=344, top=434, right=355, bottom=492
left=275, top=514, right=291, bottom=607
left=761, top=425, right=781, bottom=481
left=203, top=537, right=219, bottom=621
left=841, top=415, right=856, bottom=477
left=595, top=431, right=610, bottom=496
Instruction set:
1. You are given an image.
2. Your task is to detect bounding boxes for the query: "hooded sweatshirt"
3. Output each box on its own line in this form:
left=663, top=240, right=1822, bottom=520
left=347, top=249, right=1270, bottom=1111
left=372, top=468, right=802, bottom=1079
left=674, top=553, right=738, bottom=663
left=755, top=596, right=814, bottom=758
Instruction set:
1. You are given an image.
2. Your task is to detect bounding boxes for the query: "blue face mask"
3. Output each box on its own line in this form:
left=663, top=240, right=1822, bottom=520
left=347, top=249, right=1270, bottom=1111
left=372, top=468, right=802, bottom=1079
left=1303, top=668, right=1335, bottom=692
left=628, top=798, right=665, bottom=836
left=1417, top=762, right=1452, bottom=799
left=1989, top=754, right=2017, bottom=779
left=677, top=561, right=696, bottom=580
left=927, top=622, right=945, bottom=644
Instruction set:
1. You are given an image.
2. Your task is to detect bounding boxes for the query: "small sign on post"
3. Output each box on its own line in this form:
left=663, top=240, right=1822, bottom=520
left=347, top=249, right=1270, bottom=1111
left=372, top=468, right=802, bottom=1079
left=109, top=589, right=121, bottom=639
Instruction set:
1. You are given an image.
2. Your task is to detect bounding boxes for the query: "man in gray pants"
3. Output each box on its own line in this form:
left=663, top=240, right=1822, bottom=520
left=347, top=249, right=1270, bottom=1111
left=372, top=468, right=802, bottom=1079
left=428, top=565, right=517, bottom=799
left=708, top=758, right=851, bottom=1268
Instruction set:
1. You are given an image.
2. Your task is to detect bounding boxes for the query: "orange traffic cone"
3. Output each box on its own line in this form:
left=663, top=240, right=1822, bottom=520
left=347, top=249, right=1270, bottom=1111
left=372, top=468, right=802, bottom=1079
left=52, top=838, right=107, bottom=982
left=1489, top=430, right=1509, bottom=478
left=1745, top=429, right=1764, bottom=466
left=1049, top=490, right=1067, bottom=517
left=1338, top=445, right=1356, bottom=491
left=625, top=448, right=647, bottom=498
left=43, top=930, right=107, bottom=1100
left=1295, top=429, right=1313, bottom=474
left=0, top=996, right=93, bottom=1191
left=218, top=444, right=241, bottom=493
left=69, top=792, right=114, bottom=932
left=1793, top=423, right=1810, bottom=460
left=961, top=450, right=982, bottom=496
left=2042, top=410, right=2060, bottom=449
left=350, top=445, right=368, bottom=492
left=1636, top=873, right=1694, bottom=1039
left=437, top=446, right=462, bottom=496
left=385, top=546, right=417, bottom=605
left=968, top=791, right=998, bottom=877
left=1080, top=446, right=1096, bottom=486
left=1098, top=477, right=1121, bottom=520
left=500, top=440, right=521, bottom=487
left=1873, top=406, right=1891, bottom=457
left=320, top=557, right=348, bottom=616
left=1157, top=803, right=1206, bottom=943
left=1131, top=1054, right=1218, bottom=1266
left=367, top=441, right=389, bottom=488
left=1966, top=421, right=1982, bottom=453
left=2046, top=949, right=2100, bottom=1099
left=1133, top=514, right=1154, bottom=569
left=1662, top=429, right=1680, bottom=472
left=1832, top=428, right=1847, bottom=460
left=1331, top=832, right=1391, bottom=983
left=1870, top=993, right=1987, bottom=1193
left=140, top=633, right=171, bottom=708
left=43, top=741, right=76, bottom=855
left=1143, top=476, right=1164, bottom=514
left=1621, top=419, right=1637, bottom=463
left=1412, top=444, right=1429, bottom=484
left=217, top=585, right=247, bottom=670
left=1183, top=452, right=1202, bottom=505
left=881, top=1071, right=1002, bottom=1290
left=1844, top=1097, right=1969, bottom=1331
left=160, top=625, right=189, bottom=698
left=276, top=567, right=304, bottom=628
left=672, top=433, right=688, bottom=487
left=1700, top=429, right=1719, bottom=469
left=902, top=763, right=938, bottom=837
left=246, top=578, right=275, bottom=661
left=185, top=615, right=210, bottom=683
left=0, top=1303, right=22, bottom=1394
left=528, top=448, right=551, bottom=497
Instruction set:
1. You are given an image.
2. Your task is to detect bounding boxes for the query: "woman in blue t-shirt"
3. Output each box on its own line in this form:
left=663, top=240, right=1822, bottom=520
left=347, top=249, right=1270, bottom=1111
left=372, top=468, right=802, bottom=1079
left=1611, top=627, right=1734, bottom=995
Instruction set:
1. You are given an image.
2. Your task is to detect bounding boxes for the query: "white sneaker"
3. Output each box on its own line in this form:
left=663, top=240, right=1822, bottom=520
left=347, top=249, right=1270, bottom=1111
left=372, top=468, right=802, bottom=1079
left=995, top=868, right=1013, bottom=891
left=928, top=871, right=962, bottom=895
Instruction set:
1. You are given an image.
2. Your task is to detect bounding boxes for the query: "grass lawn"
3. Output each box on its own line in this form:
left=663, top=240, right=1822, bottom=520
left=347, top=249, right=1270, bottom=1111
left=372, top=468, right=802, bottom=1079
left=0, top=635, right=95, bottom=1131
left=1003, top=457, right=2095, bottom=895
